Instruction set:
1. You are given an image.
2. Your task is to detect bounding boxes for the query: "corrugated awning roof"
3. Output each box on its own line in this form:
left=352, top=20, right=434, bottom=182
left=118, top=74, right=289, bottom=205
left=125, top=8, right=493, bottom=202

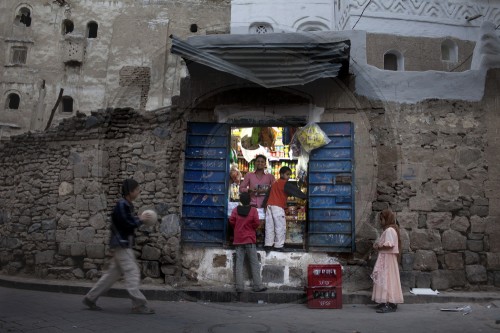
left=170, top=33, right=350, bottom=88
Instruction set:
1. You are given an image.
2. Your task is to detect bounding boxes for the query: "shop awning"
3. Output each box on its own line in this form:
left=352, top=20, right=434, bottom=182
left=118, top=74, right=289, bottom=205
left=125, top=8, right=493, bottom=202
left=170, top=33, right=350, bottom=88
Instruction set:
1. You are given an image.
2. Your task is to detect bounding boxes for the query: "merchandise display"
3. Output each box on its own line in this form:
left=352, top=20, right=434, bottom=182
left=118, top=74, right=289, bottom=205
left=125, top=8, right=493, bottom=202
left=230, top=126, right=308, bottom=248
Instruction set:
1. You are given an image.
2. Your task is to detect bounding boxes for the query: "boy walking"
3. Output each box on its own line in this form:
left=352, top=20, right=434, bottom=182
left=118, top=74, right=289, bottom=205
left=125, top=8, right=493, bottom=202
left=82, top=179, right=155, bottom=314
left=264, top=166, right=307, bottom=252
left=229, top=192, right=267, bottom=293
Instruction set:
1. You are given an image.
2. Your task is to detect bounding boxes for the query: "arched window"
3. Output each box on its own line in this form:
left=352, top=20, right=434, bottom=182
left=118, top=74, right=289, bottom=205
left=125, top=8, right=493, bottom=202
left=6, top=93, right=20, bottom=109
left=249, top=23, right=273, bottom=34
left=384, top=50, right=404, bottom=71
left=61, top=96, right=73, bottom=113
left=87, top=21, right=98, bottom=38
left=62, top=19, right=74, bottom=35
left=296, top=21, right=330, bottom=32
left=441, top=39, right=458, bottom=62
left=15, top=7, right=31, bottom=27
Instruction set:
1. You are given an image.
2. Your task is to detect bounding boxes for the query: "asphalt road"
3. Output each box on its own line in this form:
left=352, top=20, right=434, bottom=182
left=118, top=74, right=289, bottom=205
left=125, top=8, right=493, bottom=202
left=1, top=286, right=499, bottom=333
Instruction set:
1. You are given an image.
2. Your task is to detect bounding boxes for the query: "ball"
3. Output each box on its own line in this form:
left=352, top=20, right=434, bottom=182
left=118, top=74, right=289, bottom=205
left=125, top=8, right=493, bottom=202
left=141, top=209, right=158, bottom=226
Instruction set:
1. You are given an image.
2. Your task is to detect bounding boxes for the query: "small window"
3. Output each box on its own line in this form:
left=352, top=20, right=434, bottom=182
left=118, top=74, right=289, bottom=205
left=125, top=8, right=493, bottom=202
left=62, top=19, right=74, bottom=35
left=384, top=50, right=403, bottom=71
left=15, top=7, right=31, bottom=27
left=61, top=96, right=73, bottom=113
left=190, top=24, right=198, bottom=33
left=87, top=21, right=98, bottom=38
left=10, top=46, right=28, bottom=65
left=249, top=23, right=273, bottom=34
left=6, top=93, right=20, bottom=110
left=441, top=39, right=458, bottom=62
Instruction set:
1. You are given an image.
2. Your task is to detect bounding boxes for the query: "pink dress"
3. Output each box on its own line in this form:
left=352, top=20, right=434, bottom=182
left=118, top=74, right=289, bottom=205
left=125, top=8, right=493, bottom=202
left=239, top=172, right=275, bottom=208
left=371, top=227, right=404, bottom=304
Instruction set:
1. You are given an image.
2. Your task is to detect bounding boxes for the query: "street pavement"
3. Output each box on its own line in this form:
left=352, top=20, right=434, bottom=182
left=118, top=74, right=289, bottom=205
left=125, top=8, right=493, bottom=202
left=1, top=285, right=500, bottom=333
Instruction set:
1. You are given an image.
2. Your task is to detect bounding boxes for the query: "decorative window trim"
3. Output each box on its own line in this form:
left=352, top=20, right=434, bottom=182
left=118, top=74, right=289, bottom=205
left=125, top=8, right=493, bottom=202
left=249, top=22, right=273, bottom=34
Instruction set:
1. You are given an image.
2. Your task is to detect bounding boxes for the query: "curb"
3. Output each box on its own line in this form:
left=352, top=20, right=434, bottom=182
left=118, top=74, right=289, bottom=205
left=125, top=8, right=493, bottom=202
left=1, top=275, right=499, bottom=305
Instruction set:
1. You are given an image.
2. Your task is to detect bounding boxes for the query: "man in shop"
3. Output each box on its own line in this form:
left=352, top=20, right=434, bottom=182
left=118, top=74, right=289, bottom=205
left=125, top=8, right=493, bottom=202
left=239, top=154, right=275, bottom=208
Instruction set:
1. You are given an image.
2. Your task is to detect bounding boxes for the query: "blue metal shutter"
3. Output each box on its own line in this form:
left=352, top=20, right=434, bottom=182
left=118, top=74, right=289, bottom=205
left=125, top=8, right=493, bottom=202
left=182, top=122, right=230, bottom=246
left=307, top=122, right=355, bottom=252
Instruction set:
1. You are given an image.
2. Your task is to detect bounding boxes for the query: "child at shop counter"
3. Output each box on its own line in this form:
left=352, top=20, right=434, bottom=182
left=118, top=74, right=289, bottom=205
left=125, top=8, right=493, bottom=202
left=229, top=192, right=267, bottom=293
left=239, top=154, right=275, bottom=208
left=263, top=166, right=307, bottom=252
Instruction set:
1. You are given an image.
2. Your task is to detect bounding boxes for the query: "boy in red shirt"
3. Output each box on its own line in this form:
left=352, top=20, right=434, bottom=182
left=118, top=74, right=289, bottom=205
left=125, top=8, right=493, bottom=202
left=229, top=192, right=267, bottom=293
left=264, top=166, right=307, bottom=252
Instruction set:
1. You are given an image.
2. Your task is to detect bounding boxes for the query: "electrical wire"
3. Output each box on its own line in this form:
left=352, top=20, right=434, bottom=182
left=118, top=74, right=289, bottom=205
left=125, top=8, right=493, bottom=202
left=352, top=0, right=373, bottom=30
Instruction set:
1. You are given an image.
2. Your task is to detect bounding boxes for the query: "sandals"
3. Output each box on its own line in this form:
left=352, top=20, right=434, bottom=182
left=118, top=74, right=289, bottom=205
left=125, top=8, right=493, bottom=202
left=131, top=305, right=155, bottom=314
left=376, top=303, right=397, bottom=313
left=82, top=297, right=102, bottom=311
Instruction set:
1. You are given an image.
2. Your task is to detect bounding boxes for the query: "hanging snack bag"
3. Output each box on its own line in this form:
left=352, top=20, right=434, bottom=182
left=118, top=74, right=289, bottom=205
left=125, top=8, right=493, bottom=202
left=296, top=122, right=331, bottom=152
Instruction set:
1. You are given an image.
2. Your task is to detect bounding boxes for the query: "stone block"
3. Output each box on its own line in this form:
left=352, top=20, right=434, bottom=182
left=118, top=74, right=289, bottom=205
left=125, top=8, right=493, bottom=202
left=89, top=213, right=106, bottom=229
left=401, top=253, right=415, bottom=271
left=86, top=244, right=105, bottom=259
left=73, top=163, right=88, bottom=178
left=410, top=229, right=442, bottom=251
left=142, top=261, right=160, bottom=278
left=400, top=271, right=415, bottom=290
left=435, top=180, right=459, bottom=200
left=64, top=228, right=78, bottom=242
left=464, top=251, right=480, bottom=265
left=161, top=265, right=177, bottom=276
left=58, top=182, right=73, bottom=196
left=444, top=253, right=464, bottom=270
left=41, top=219, right=56, bottom=230
left=415, top=272, right=432, bottom=288
left=141, top=245, right=161, bottom=260
left=76, top=195, right=89, bottom=211
left=397, top=212, right=418, bottom=230
left=431, top=270, right=467, bottom=290
left=413, top=250, right=438, bottom=271
left=467, top=240, right=484, bottom=252
left=262, top=265, right=284, bottom=284
left=409, top=195, right=434, bottom=211
left=426, top=212, right=452, bottom=230
left=442, top=230, right=466, bottom=251
left=88, top=195, right=106, bottom=213
left=465, top=265, right=487, bottom=283
left=486, top=253, right=500, bottom=269
left=58, top=242, right=72, bottom=256
left=35, top=250, right=55, bottom=264
left=71, top=242, right=87, bottom=256
left=160, top=214, right=180, bottom=238
left=78, top=227, right=95, bottom=243
left=495, top=271, right=500, bottom=287
left=470, top=215, right=486, bottom=233
left=470, top=205, right=489, bottom=217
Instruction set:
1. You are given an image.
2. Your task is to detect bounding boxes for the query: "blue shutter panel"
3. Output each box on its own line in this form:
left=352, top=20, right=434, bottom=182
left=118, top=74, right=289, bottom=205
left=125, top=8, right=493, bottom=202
left=307, top=122, right=355, bottom=252
left=182, top=122, right=229, bottom=246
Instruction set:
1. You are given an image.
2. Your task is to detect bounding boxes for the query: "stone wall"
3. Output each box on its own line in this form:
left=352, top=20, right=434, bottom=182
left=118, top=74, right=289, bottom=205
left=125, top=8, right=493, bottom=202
left=369, top=98, right=499, bottom=290
left=0, top=107, right=187, bottom=284
left=1, top=88, right=499, bottom=292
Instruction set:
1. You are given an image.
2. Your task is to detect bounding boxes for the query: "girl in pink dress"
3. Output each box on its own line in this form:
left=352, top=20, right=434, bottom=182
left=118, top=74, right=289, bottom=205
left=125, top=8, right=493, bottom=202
left=239, top=155, right=275, bottom=208
left=371, top=209, right=404, bottom=313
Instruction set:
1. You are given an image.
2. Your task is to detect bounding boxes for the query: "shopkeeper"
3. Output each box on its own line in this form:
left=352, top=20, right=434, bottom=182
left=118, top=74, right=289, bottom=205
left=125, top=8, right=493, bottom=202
left=239, top=154, right=275, bottom=208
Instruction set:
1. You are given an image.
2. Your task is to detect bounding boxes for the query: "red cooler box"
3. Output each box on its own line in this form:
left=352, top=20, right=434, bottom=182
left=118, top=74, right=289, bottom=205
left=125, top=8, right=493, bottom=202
left=307, top=264, right=342, bottom=287
left=306, top=286, right=342, bottom=309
